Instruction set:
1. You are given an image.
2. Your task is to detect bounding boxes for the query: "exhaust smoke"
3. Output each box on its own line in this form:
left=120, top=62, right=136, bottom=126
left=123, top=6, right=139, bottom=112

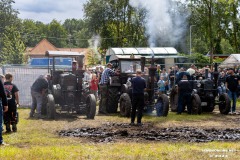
left=130, top=0, right=188, bottom=47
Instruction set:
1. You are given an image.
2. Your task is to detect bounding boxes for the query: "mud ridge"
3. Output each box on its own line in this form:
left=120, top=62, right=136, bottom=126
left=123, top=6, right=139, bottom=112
left=59, top=123, right=240, bottom=143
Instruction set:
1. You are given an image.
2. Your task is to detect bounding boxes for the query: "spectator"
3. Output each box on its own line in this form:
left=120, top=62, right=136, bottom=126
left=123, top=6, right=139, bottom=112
left=90, top=73, right=98, bottom=101
left=186, top=64, right=196, bottom=77
left=3, top=73, right=19, bottom=133
left=225, top=68, right=240, bottom=114
left=160, top=68, right=169, bottom=92
left=217, top=72, right=226, bottom=95
left=0, top=75, right=8, bottom=145
left=83, top=68, right=92, bottom=84
left=99, top=63, right=119, bottom=114
left=155, top=65, right=161, bottom=81
left=157, top=76, right=165, bottom=94
left=130, top=70, right=146, bottom=126
left=177, top=75, right=192, bottom=114
left=29, top=74, right=49, bottom=119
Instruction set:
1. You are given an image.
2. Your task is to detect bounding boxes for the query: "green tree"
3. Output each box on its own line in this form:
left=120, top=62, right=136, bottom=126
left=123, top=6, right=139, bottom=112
left=47, top=20, right=68, bottom=48
left=21, top=20, right=48, bottom=47
left=1, top=26, right=25, bottom=64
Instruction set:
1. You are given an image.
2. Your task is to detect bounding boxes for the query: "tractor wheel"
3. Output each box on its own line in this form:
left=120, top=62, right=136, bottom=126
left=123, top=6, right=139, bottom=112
left=46, top=94, right=56, bottom=119
left=158, top=94, right=169, bottom=116
left=119, top=93, right=131, bottom=117
left=170, top=87, right=178, bottom=112
left=219, top=93, right=230, bottom=115
left=86, top=94, right=96, bottom=119
left=107, top=87, right=119, bottom=113
left=191, top=94, right=202, bottom=115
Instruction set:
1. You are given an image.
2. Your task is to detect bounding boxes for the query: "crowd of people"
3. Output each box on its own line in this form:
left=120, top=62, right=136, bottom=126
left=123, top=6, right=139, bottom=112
left=154, top=64, right=240, bottom=115
left=1, top=62, right=240, bottom=146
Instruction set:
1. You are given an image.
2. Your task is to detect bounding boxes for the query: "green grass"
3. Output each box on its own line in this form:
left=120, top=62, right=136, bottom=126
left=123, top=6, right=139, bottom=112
left=0, top=109, right=240, bottom=160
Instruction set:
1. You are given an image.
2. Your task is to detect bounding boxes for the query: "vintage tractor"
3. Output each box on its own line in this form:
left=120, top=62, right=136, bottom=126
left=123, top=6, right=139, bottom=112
left=170, top=63, right=230, bottom=115
left=44, top=51, right=96, bottom=119
left=105, top=55, right=169, bottom=117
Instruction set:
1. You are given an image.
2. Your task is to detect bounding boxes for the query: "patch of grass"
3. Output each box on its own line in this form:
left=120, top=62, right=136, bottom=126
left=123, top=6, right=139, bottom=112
left=0, top=108, right=240, bottom=160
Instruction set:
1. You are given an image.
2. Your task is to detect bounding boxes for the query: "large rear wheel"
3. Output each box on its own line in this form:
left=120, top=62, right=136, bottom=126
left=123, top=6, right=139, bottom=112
left=107, top=87, right=119, bottom=113
left=119, top=93, right=131, bottom=117
left=157, top=94, right=169, bottom=116
left=47, top=94, right=56, bottom=119
left=191, top=94, right=202, bottom=114
left=86, top=94, right=96, bottom=119
left=219, top=93, right=230, bottom=115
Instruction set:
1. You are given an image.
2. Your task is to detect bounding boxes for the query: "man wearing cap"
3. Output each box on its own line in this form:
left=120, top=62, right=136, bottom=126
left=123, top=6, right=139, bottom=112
left=130, top=70, right=146, bottom=126
left=99, top=63, right=119, bottom=114
left=225, top=68, right=240, bottom=114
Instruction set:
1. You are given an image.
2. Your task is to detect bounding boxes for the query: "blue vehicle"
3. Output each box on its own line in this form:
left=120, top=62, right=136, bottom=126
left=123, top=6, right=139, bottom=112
left=29, top=57, right=72, bottom=67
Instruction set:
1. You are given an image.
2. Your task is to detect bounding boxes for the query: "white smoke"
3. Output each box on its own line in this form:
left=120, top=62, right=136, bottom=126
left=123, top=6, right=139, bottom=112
left=130, top=0, right=187, bottom=47
left=88, top=35, right=101, bottom=60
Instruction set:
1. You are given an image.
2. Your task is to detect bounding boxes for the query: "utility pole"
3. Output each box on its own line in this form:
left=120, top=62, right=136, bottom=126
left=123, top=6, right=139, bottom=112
left=190, top=25, right=196, bottom=56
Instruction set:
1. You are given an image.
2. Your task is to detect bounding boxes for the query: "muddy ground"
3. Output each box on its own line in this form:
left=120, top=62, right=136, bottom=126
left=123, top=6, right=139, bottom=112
left=58, top=112, right=240, bottom=143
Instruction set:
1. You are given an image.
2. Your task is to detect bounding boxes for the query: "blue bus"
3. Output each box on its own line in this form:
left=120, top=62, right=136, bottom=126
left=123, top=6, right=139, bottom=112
left=29, top=58, right=72, bottom=67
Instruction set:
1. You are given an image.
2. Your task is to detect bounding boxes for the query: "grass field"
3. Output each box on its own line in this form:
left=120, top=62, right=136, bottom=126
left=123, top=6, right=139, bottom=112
left=0, top=108, right=240, bottom=160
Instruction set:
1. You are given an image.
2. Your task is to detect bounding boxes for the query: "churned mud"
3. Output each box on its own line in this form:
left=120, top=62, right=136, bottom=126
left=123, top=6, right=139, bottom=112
left=59, top=122, right=240, bottom=143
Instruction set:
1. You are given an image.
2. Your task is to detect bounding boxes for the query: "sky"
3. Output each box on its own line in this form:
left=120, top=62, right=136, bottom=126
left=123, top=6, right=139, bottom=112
left=12, top=0, right=87, bottom=24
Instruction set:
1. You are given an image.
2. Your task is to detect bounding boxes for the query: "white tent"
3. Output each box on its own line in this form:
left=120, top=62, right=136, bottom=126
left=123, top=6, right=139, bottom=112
left=219, top=54, right=240, bottom=68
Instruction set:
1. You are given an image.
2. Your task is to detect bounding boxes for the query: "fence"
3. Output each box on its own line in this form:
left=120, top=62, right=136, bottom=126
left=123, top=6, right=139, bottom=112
left=1, top=65, right=49, bottom=107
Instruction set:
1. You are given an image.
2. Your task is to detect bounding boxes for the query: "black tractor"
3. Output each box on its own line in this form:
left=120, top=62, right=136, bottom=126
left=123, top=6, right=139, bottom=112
left=170, top=63, right=230, bottom=115
left=105, top=55, right=169, bottom=117
left=44, top=51, right=96, bottom=119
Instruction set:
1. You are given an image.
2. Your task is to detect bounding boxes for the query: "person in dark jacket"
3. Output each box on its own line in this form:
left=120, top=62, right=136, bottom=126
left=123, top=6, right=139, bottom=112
left=130, top=70, right=146, bottom=126
left=3, top=73, right=19, bottom=132
left=225, top=68, right=240, bottom=114
left=29, top=74, right=49, bottom=119
left=0, top=76, right=8, bottom=145
left=177, top=75, right=192, bottom=114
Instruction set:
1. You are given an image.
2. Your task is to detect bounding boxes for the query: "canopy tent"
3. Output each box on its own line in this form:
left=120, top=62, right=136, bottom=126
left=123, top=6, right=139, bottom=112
left=219, top=54, right=240, bottom=68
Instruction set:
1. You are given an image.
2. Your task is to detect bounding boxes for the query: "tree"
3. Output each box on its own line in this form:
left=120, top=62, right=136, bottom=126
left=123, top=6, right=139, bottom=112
left=1, top=26, right=25, bottom=64
left=0, top=0, right=20, bottom=63
left=47, top=20, right=68, bottom=48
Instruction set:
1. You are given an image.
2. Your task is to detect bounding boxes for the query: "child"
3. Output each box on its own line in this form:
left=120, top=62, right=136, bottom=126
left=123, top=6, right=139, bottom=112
left=157, top=76, right=165, bottom=94
left=90, top=73, right=98, bottom=101
left=4, top=73, right=19, bottom=133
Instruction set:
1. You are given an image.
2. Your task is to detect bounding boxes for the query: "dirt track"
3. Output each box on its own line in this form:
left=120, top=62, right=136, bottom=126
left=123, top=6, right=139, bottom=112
left=59, top=116, right=240, bottom=143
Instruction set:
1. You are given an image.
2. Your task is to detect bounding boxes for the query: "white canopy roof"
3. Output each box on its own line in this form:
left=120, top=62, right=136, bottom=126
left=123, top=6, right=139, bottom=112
left=219, top=54, right=240, bottom=68
left=106, top=47, right=178, bottom=56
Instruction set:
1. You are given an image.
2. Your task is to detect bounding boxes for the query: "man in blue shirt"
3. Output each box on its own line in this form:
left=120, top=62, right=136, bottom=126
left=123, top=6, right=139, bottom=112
left=131, top=70, right=146, bottom=126
left=99, top=63, right=119, bottom=114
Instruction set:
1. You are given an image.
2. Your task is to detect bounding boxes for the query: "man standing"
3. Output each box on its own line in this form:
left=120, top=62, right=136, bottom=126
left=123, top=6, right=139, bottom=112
left=99, top=63, right=119, bottom=114
left=29, top=74, right=49, bottom=119
left=177, top=75, right=192, bottom=114
left=225, top=68, right=240, bottom=114
left=131, top=70, right=146, bottom=126
left=4, top=73, right=19, bottom=132
left=0, top=75, right=8, bottom=145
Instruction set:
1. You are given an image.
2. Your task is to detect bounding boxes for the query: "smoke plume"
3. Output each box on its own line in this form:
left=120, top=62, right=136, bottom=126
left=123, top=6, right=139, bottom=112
left=88, top=35, right=101, bottom=60
left=130, top=0, right=187, bottom=47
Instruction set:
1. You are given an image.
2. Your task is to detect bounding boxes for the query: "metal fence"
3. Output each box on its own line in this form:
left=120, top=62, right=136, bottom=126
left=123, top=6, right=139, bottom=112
left=1, top=65, right=49, bottom=107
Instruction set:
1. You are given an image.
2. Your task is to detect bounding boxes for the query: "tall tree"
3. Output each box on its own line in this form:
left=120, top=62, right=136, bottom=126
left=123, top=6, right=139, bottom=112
left=0, top=0, right=20, bottom=63
left=47, top=20, right=68, bottom=48
left=1, top=26, right=25, bottom=64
